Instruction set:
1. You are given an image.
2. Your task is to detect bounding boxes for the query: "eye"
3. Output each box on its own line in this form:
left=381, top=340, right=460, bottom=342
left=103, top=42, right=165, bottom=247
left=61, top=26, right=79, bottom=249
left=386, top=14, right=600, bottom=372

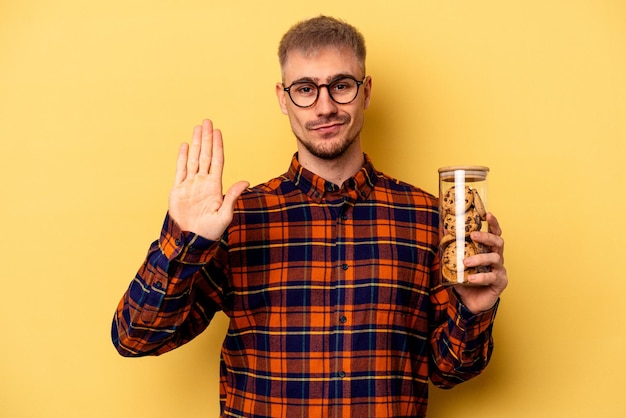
left=330, top=79, right=355, bottom=92
left=292, top=83, right=317, bottom=96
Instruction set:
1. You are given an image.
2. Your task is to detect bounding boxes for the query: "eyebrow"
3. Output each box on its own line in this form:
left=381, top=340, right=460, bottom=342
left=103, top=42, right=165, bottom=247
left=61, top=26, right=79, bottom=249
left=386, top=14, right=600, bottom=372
left=287, top=73, right=359, bottom=85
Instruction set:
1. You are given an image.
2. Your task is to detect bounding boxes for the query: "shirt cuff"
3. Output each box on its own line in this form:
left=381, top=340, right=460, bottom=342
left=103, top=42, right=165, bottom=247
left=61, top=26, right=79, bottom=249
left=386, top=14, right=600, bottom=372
left=449, top=288, right=499, bottom=333
left=158, top=212, right=219, bottom=264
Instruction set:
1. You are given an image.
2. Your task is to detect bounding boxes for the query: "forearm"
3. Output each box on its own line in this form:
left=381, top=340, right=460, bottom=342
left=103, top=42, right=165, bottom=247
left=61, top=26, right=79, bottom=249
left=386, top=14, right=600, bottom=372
left=112, top=214, right=224, bottom=356
left=429, top=287, right=499, bottom=388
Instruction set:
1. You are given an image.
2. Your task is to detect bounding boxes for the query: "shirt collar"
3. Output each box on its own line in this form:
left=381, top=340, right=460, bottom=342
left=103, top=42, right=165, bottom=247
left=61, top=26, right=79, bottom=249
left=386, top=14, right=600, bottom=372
left=286, top=153, right=378, bottom=203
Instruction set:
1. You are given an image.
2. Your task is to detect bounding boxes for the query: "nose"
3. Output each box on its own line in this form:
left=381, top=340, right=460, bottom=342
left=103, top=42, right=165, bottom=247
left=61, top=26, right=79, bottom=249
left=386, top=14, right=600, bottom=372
left=314, top=85, right=338, bottom=115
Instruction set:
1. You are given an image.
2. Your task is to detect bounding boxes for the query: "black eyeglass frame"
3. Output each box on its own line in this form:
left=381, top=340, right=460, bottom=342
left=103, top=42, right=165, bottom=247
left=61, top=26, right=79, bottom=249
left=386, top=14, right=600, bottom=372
left=282, top=76, right=366, bottom=108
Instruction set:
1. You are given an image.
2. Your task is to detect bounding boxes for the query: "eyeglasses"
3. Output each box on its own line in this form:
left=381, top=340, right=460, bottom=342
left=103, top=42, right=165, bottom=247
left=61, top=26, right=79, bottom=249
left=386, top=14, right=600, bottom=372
left=283, top=76, right=365, bottom=108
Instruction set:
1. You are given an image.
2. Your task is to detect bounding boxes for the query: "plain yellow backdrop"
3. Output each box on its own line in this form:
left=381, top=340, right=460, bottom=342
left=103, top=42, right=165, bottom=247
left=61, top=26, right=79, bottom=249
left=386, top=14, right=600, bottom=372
left=1, top=0, right=625, bottom=417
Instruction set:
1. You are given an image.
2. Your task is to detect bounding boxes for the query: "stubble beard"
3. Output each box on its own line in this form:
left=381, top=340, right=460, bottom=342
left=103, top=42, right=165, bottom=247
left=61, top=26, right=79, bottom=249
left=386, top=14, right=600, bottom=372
left=296, top=115, right=359, bottom=160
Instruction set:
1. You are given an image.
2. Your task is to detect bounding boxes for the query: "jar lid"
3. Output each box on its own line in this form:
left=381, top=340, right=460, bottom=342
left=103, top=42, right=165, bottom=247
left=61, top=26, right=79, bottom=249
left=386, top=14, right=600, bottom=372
left=438, top=165, right=489, bottom=182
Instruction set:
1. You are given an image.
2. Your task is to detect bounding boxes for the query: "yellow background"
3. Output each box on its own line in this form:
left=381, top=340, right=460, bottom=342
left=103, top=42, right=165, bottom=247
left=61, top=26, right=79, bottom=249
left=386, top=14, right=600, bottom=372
left=2, top=0, right=625, bottom=417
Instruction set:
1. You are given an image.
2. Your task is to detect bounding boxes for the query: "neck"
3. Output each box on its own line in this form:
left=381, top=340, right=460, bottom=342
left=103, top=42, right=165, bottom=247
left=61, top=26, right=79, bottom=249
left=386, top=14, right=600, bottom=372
left=298, top=142, right=364, bottom=186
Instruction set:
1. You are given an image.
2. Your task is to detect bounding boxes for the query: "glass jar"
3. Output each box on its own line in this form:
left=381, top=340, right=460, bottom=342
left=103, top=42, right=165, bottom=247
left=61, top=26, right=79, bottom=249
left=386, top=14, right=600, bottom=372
left=438, top=165, right=490, bottom=285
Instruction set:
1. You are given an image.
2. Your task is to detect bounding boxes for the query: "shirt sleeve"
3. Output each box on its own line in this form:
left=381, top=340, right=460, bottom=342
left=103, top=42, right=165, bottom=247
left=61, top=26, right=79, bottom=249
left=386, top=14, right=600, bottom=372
left=111, top=213, right=229, bottom=357
left=428, top=283, right=499, bottom=388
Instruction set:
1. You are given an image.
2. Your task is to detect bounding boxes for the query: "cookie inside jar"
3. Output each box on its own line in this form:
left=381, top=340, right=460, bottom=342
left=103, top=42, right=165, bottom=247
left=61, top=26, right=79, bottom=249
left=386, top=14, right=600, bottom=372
left=438, top=166, right=490, bottom=285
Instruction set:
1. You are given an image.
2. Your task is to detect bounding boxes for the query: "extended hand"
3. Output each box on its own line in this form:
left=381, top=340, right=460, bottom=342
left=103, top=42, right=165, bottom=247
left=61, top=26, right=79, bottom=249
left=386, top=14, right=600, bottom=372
left=454, top=213, right=508, bottom=314
left=168, top=119, right=249, bottom=240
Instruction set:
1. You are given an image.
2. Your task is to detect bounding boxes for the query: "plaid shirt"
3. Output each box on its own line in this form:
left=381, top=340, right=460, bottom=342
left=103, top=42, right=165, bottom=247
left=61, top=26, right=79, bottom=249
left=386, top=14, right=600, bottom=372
left=112, top=154, right=498, bottom=418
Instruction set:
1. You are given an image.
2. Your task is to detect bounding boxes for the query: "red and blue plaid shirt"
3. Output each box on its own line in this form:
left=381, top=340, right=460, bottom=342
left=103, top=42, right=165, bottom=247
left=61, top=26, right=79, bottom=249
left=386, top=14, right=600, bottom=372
left=113, top=154, right=498, bottom=417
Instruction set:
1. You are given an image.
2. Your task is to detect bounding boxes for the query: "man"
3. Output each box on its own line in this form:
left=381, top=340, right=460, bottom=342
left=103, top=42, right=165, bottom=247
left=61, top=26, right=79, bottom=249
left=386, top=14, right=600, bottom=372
left=112, top=15, right=508, bottom=417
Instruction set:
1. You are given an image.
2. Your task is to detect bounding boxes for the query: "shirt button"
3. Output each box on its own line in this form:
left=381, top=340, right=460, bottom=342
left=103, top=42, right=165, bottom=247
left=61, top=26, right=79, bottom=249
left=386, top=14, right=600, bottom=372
left=338, top=371, right=346, bottom=378
left=339, top=315, right=347, bottom=323
left=341, top=264, right=349, bottom=271
left=153, top=281, right=163, bottom=289
left=175, top=238, right=181, bottom=246
left=340, top=214, right=348, bottom=221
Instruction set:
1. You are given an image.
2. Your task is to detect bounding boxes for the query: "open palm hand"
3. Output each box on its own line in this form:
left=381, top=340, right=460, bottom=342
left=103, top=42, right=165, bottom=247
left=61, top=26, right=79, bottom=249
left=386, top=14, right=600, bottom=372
left=168, top=119, right=249, bottom=240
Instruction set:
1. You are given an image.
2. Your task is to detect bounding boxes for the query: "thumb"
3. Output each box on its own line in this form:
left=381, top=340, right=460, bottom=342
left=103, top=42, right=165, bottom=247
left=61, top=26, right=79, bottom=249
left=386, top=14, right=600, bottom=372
left=220, top=181, right=250, bottom=215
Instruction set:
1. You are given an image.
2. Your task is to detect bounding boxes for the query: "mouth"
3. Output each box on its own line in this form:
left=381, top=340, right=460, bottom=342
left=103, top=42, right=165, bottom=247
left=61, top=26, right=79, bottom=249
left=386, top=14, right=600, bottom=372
left=306, top=117, right=350, bottom=136
left=313, top=123, right=342, bottom=135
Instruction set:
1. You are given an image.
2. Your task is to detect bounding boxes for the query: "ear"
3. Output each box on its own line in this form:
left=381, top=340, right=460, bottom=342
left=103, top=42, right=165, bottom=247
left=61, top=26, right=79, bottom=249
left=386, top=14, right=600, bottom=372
left=362, top=76, right=372, bottom=110
left=276, top=82, right=289, bottom=115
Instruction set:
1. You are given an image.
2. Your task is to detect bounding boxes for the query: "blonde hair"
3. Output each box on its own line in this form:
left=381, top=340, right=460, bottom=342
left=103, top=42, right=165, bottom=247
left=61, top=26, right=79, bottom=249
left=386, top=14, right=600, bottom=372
left=278, top=15, right=366, bottom=75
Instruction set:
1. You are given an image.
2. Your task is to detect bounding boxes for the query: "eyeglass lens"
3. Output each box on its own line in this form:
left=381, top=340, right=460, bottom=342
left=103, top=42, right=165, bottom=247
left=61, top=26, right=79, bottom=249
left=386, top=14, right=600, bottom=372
left=287, top=78, right=361, bottom=107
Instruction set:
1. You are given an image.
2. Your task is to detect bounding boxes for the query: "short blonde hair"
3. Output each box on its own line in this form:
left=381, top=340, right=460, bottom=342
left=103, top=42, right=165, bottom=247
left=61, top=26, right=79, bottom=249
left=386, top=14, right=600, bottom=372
left=278, top=15, right=366, bottom=76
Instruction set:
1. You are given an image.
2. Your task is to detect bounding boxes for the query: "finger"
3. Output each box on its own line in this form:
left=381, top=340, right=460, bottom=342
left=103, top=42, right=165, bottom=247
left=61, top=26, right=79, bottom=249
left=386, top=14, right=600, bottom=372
left=486, top=212, right=502, bottom=236
left=198, top=119, right=213, bottom=174
left=209, top=128, right=225, bottom=178
left=465, top=251, right=502, bottom=269
left=471, top=229, right=504, bottom=248
left=174, top=142, right=189, bottom=185
left=186, top=124, right=202, bottom=175
left=467, top=269, right=499, bottom=287
left=468, top=264, right=508, bottom=291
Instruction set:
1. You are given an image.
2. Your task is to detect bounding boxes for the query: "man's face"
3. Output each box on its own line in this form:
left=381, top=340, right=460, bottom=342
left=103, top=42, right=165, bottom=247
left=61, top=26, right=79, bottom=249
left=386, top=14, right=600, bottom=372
left=276, top=46, right=371, bottom=161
